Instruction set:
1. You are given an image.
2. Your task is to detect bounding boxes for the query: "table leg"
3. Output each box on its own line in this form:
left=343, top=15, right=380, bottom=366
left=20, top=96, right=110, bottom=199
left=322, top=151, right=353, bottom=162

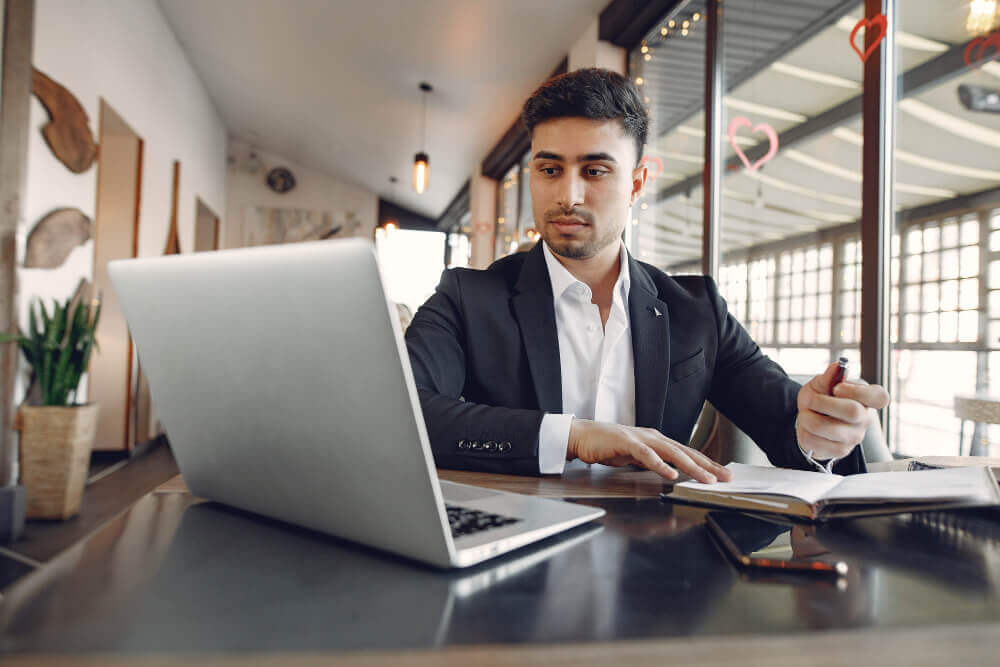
left=959, top=420, right=966, bottom=456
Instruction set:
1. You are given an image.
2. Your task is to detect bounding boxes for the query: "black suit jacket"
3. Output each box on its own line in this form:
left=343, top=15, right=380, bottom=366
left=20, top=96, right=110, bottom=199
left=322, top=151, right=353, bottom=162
left=404, top=243, right=864, bottom=476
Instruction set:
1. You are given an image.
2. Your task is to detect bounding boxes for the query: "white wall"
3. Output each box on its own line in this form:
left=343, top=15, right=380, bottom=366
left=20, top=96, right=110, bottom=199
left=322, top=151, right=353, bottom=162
left=569, top=17, right=626, bottom=74
left=467, top=15, right=624, bottom=269
left=224, top=138, right=377, bottom=249
left=18, top=0, right=228, bottom=400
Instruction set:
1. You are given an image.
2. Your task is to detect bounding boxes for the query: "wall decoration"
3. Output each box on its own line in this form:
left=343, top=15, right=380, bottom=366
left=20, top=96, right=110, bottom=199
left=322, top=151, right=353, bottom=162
left=849, top=14, right=887, bottom=64
left=963, top=30, right=1000, bottom=71
left=640, top=155, right=664, bottom=181
left=31, top=68, right=98, bottom=174
left=266, top=166, right=296, bottom=193
left=727, top=117, right=779, bottom=173
left=244, top=207, right=360, bottom=246
left=24, top=208, right=92, bottom=269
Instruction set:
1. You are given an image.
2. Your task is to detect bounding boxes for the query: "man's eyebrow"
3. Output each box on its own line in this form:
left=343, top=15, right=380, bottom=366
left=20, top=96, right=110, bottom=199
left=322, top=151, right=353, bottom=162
left=532, top=151, right=619, bottom=164
left=579, top=152, right=618, bottom=164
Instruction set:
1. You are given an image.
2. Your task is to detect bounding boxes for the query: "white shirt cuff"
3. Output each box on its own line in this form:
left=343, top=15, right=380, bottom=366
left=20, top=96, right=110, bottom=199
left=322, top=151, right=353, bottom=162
left=538, top=413, right=574, bottom=474
left=795, top=417, right=839, bottom=473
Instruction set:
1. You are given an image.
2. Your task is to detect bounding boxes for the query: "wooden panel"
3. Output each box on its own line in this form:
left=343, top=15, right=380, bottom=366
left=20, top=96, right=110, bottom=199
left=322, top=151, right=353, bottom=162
left=89, top=101, right=140, bottom=451
left=0, top=0, right=35, bottom=485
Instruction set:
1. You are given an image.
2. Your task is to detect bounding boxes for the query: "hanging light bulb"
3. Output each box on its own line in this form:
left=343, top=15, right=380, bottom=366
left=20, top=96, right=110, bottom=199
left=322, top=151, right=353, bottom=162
left=413, top=82, right=432, bottom=194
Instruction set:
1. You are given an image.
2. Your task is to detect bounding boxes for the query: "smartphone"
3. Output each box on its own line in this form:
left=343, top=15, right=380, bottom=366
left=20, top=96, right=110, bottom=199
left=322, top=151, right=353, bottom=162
left=705, top=511, right=848, bottom=577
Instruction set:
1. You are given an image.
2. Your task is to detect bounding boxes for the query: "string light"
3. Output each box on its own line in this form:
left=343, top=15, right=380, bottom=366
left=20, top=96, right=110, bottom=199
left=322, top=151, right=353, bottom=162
left=668, top=19, right=676, bottom=28
left=661, top=26, right=668, bottom=36
left=644, top=53, right=652, bottom=61
left=635, top=77, right=644, bottom=85
left=682, top=19, right=690, bottom=28
left=641, top=45, right=649, bottom=53
left=682, top=28, right=689, bottom=36
left=968, top=0, right=997, bottom=35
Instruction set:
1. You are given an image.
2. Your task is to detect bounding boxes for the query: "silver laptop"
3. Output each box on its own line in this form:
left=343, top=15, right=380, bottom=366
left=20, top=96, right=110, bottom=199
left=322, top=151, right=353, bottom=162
left=108, top=238, right=603, bottom=568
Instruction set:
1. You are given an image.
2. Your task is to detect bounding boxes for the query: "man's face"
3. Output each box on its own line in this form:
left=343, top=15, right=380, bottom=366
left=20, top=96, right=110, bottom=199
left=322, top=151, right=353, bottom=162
left=529, top=117, right=645, bottom=261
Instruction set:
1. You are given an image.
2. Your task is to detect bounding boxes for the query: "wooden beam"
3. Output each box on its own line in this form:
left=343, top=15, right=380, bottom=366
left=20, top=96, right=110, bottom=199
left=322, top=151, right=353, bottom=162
left=0, top=0, right=34, bottom=486
left=481, top=58, right=567, bottom=181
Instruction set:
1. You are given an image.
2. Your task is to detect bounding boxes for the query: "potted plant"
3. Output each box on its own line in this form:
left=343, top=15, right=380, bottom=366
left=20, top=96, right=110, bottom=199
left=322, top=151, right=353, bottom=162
left=0, top=292, right=100, bottom=519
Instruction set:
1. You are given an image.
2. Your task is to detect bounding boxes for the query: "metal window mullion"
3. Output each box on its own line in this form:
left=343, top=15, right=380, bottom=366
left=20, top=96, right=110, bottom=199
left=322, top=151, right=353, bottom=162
left=860, top=0, right=895, bottom=447
left=831, top=240, right=843, bottom=361
left=702, top=0, right=723, bottom=279
left=771, top=253, right=781, bottom=345
left=973, top=209, right=991, bottom=455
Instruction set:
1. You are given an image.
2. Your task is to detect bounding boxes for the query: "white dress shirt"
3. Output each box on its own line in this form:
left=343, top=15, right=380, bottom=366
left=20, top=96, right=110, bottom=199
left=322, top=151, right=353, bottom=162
left=533, top=240, right=832, bottom=475
left=537, top=241, right=634, bottom=474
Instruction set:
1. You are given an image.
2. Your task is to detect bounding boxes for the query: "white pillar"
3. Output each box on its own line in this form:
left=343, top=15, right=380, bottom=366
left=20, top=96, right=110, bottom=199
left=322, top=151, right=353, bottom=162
left=468, top=173, right=497, bottom=269
left=568, top=18, right=626, bottom=74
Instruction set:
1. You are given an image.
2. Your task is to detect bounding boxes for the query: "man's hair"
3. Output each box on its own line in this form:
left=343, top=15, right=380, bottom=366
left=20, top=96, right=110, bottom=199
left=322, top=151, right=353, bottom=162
left=521, top=67, right=649, bottom=166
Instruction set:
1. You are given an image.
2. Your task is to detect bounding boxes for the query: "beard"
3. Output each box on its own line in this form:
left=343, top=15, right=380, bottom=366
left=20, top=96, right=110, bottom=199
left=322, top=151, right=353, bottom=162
left=540, top=207, right=622, bottom=260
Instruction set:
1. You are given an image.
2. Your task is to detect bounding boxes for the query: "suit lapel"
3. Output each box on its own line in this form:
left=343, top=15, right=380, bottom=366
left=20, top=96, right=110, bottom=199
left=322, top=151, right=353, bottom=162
left=511, top=244, right=562, bottom=413
left=628, top=254, right=670, bottom=429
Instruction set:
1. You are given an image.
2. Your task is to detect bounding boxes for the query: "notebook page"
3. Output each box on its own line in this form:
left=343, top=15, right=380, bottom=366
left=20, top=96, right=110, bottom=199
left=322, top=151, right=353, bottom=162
left=823, top=466, right=1000, bottom=504
left=675, top=463, right=843, bottom=505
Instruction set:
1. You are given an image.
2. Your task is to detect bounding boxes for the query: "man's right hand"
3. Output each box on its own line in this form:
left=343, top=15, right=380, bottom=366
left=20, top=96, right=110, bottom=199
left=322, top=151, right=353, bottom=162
left=567, top=418, right=731, bottom=484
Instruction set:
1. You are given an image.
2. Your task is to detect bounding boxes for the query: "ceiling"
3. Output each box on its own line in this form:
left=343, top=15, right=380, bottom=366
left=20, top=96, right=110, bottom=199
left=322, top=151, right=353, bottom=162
left=156, top=0, right=608, bottom=219
left=630, top=0, right=1000, bottom=268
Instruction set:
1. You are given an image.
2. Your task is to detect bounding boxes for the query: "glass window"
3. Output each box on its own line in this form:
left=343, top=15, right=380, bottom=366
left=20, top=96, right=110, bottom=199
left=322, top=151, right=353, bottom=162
left=890, top=2, right=1000, bottom=456
left=629, top=1, right=707, bottom=271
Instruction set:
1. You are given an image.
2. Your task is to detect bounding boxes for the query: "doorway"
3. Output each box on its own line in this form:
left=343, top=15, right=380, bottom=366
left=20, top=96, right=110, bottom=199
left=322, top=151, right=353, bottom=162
left=90, top=100, right=142, bottom=452
left=193, top=197, right=220, bottom=252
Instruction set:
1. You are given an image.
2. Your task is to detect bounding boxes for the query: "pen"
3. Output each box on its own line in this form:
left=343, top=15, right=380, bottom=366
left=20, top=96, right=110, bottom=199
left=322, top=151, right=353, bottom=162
left=828, top=357, right=848, bottom=396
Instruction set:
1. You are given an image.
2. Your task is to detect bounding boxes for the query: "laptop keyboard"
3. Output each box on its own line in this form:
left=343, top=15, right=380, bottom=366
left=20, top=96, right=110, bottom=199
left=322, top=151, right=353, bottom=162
left=445, top=504, right=521, bottom=538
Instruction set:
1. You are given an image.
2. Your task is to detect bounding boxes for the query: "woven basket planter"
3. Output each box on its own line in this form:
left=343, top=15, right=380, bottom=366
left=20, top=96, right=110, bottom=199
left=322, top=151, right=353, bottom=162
left=16, top=404, right=99, bottom=519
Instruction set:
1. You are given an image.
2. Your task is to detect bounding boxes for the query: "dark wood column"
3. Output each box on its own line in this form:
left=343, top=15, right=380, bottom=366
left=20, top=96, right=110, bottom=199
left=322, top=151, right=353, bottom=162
left=702, top=0, right=723, bottom=278
left=860, top=0, right=895, bottom=432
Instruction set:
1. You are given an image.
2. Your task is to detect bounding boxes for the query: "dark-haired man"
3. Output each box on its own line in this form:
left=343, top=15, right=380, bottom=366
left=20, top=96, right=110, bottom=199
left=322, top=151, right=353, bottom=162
left=405, top=68, right=889, bottom=482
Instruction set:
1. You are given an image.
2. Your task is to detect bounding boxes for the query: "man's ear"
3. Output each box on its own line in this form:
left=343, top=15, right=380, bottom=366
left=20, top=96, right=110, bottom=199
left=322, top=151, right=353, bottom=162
left=629, top=163, right=648, bottom=207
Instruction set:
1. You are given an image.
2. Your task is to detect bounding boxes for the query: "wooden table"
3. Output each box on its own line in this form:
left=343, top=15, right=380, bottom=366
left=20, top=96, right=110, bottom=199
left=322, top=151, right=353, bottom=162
left=6, top=462, right=1000, bottom=666
left=155, top=460, right=670, bottom=498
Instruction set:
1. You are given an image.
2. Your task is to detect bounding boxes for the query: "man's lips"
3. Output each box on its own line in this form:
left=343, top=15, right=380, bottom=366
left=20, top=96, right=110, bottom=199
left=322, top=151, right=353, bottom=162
left=549, top=218, right=588, bottom=229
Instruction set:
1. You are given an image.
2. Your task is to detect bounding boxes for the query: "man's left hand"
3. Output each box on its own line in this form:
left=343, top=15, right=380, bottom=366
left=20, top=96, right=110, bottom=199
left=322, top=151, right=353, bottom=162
left=796, top=362, right=890, bottom=461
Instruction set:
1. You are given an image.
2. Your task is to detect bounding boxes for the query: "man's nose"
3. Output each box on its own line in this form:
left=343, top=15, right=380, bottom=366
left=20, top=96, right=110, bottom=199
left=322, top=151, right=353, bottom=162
left=555, top=172, right=585, bottom=211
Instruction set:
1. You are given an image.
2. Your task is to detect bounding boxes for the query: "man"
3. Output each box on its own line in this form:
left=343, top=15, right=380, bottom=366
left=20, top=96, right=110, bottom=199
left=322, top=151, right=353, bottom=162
left=405, top=68, right=889, bottom=482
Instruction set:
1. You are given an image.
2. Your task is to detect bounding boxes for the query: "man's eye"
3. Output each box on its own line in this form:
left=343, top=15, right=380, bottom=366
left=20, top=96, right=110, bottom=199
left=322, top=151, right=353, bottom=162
left=586, top=168, right=609, bottom=177
left=540, top=167, right=559, bottom=176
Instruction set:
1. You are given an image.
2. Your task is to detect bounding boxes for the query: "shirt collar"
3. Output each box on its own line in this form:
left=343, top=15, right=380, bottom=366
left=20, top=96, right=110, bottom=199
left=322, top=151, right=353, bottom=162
left=541, top=241, right=631, bottom=306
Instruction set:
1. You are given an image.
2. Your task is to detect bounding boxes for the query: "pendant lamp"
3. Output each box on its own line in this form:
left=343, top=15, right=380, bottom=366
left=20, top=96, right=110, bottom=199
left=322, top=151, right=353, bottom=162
left=413, top=82, right=432, bottom=194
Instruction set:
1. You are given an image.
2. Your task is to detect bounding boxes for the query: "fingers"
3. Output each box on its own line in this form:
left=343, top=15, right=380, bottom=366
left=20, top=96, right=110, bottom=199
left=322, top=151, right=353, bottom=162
left=677, top=444, right=732, bottom=481
left=568, top=420, right=728, bottom=484
left=833, top=380, right=890, bottom=410
left=797, top=409, right=867, bottom=455
left=627, top=441, right=681, bottom=481
left=800, top=392, right=869, bottom=425
left=806, top=362, right=841, bottom=396
left=635, top=432, right=720, bottom=484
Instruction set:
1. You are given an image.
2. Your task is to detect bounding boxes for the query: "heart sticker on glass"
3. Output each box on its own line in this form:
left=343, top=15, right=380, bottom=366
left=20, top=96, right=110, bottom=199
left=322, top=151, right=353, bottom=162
left=640, top=155, right=663, bottom=181
left=728, top=117, right=779, bottom=173
left=963, top=31, right=1000, bottom=71
left=849, top=14, right=887, bottom=63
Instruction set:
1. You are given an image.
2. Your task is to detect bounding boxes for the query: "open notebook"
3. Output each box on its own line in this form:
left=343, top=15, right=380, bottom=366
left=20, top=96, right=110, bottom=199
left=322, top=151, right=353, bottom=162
left=666, top=463, right=1000, bottom=521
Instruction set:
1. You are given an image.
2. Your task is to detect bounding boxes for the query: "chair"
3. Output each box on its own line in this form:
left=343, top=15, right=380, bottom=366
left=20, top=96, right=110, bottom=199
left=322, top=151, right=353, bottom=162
left=689, top=386, right=893, bottom=467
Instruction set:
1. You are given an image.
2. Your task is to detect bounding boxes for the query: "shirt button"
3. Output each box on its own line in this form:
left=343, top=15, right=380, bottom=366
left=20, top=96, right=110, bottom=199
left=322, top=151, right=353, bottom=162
left=587, top=324, right=596, bottom=332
